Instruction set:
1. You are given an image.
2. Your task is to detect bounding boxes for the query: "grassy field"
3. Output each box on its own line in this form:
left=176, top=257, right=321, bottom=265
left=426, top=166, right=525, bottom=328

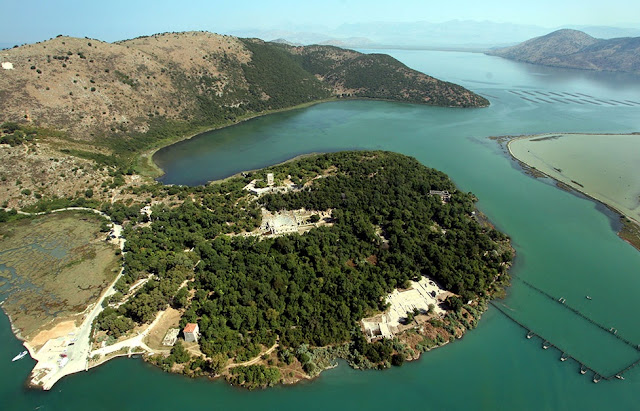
left=0, top=211, right=121, bottom=342
left=144, top=307, right=181, bottom=352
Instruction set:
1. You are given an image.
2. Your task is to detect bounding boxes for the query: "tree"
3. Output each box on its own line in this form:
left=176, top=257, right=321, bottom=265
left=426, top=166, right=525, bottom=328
left=170, top=342, right=191, bottom=364
left=1, top=122, right=20, bottom=133
left=172, top=287, right=188, bottom=309
left=391, top=352, right=405, bottom=366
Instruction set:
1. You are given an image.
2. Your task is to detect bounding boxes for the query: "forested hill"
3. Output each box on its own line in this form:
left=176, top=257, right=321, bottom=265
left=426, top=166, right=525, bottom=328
left=260, top=41, right=489, bottom=107
left=486, top=29, right=640, bottom=74
left=0, top=32, right=487, bottom=147
left=96, top=151, right=512, bottom=386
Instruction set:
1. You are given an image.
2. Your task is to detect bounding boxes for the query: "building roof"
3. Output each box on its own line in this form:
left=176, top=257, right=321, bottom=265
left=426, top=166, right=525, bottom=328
left=183, top=323, right=198, bottom=333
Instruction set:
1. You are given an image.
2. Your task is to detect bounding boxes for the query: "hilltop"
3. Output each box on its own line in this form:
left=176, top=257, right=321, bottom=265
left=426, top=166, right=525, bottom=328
left=486, top=29, right=640, bottom=74
left=0, top=31, right=487, bottom=144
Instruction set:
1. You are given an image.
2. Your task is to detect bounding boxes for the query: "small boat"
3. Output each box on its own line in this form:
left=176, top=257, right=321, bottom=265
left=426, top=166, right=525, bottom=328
left=580, top=365, right=587, bottom=375
left=586, top=296, right=592, bottom=300
left=12, top=351, right=28, bottom=362
left=526, top=331, right=534, bottom=339
left=593, top=374, right=601, bottom=383
left=615, top=375, right=625, bottom=380
left=543, top=341, right=550, bottom=349
left=560, top=353, right=568, bottom=362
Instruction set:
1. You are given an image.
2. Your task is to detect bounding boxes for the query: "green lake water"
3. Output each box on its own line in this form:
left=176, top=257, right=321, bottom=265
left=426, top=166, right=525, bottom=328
left=4, top=50, right=640, bottom=410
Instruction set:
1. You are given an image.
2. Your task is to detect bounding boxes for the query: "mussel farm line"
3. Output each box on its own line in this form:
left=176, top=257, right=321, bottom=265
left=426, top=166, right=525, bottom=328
left=488, top=301, right=640, bottom=381
left=516, top=278, right=639, bottom=350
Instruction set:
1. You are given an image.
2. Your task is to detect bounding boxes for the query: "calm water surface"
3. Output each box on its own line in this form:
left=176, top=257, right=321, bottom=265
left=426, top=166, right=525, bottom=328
left=5, top=50, right=640, bottom=410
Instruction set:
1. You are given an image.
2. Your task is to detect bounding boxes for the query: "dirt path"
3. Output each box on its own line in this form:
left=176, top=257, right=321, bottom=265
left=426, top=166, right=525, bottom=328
left=226, top=343, right=279, bottom=369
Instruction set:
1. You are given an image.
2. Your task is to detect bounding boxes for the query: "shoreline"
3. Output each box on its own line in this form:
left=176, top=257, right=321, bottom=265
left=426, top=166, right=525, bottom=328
left=138, top=95, right=490, bottom=181
left=137, top=290, right=497, bottom=389
left=0, top=208, right=127, bottom=390
left=137, top=98, right=340, bottom=179
left=503, top=133, right=640, bottom=251
left=205, top=152, right=327, bottom=185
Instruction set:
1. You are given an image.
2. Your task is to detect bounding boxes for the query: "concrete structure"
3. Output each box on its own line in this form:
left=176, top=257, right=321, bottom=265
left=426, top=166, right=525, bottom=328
left=243, top=179, right=297, bottom=197
left=183, top=323, right=199, bottom=343
left=140, top=205, right=152, bottom=217
left=162, top=328, right=180, bottom=346
left=429, top=190, right=451, bottom=203
left=260, top=210, right=301, bottom=235
left=361, top=276, right=450, bottom=342
left=1, top=62, right=14, bottom=70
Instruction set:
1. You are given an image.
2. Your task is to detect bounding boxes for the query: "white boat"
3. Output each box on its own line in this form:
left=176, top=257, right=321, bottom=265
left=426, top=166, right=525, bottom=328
left=12, top=350, right=28, bottom=362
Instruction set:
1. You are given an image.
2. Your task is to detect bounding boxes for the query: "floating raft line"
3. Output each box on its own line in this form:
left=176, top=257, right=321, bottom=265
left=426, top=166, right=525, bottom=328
left=489, top=301, right=640, bottom=381
left=516, top=278, right=639, bottom=350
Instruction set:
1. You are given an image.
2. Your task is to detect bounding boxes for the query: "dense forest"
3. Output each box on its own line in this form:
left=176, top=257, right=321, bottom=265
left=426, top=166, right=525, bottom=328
left=94, top=151, right=511, bottom=383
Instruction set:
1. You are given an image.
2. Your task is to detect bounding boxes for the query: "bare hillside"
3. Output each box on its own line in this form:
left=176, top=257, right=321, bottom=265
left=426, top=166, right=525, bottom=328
left=487, top=29, right=640, bottom=74
left=1, top=31, right=488, bottom=145
left=0, top=32, right=253, bottom=141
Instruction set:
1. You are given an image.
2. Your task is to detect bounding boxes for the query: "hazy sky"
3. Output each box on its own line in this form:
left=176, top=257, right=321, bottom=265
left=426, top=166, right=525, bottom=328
left=1, top=0, right=638, bottom=44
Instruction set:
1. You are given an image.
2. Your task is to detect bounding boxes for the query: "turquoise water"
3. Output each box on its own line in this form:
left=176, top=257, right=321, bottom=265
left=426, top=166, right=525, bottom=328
left=5, top=51, right=640, bottom=410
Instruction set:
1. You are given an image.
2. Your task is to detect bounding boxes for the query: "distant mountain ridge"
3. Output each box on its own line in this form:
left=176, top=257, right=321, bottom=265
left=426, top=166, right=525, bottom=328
left=486, top=29, right=640, bottom=74
left=230, top=22, right=640, bottom=50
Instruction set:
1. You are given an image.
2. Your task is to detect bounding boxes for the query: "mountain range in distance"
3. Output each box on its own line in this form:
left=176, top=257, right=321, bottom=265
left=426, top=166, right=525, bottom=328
left=4, top=20, right=639, bottom=52
left=486, top=29, right=640, bottom=74
left=228, top=20, right=640, bottom=50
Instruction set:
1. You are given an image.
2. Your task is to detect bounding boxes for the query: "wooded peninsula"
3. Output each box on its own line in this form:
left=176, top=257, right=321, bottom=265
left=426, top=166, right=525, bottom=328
left=95, top=151, right=512, bottom=388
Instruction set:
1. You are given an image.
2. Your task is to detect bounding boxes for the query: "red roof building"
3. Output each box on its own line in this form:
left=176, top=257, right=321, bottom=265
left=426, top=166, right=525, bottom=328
left=183, top=323, right=199, bottom=342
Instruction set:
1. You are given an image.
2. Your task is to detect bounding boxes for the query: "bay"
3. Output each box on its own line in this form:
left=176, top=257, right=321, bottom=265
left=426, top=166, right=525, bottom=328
left=4, top=50, right=640, bottom=410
